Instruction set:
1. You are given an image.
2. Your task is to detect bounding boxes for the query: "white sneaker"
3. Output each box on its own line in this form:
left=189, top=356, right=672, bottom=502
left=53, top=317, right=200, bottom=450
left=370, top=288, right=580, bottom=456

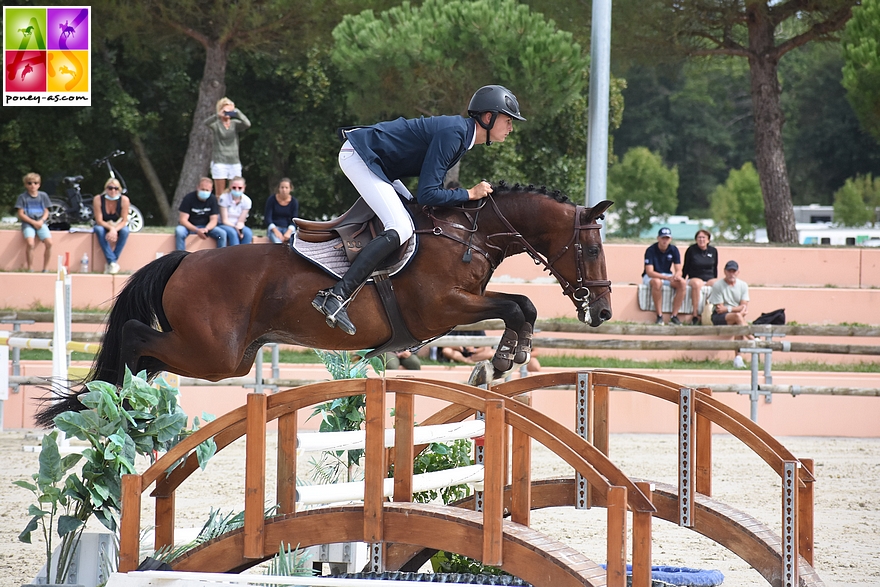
left=733, top=355, right=746, bottom=369
left=109, top=262, right=120, bottom=274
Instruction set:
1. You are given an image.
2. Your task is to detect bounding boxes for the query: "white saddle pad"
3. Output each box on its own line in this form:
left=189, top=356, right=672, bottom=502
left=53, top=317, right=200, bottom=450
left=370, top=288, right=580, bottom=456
left=292, top=233, right=417, bottom=280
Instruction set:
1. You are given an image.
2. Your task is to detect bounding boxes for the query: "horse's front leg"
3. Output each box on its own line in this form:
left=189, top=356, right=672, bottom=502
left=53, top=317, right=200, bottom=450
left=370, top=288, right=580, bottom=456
left=483, top=291, right=537, bottom=372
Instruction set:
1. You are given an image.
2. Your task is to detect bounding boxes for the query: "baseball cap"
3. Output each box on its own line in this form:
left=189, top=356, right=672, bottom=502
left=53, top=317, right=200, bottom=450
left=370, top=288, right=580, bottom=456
left=724, top=260, right=739, bottom=271
left=657, top=227, right=672, bottom=237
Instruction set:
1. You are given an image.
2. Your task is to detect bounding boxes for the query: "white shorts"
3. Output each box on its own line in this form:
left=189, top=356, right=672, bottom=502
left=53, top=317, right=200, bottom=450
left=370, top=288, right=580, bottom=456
left=211, top=162, right=242, bottom=180
left=338, top=142, right=414, bottom=242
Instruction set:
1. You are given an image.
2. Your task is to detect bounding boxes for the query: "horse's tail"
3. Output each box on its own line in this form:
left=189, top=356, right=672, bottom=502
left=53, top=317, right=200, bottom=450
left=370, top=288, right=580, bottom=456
left=33, top=251, right=190, bottom=428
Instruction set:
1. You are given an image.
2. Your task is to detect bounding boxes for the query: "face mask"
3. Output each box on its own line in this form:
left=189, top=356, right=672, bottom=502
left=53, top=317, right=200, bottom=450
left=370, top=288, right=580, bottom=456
left=197, top=190, right=211, bottom=201
left=230, top=189, right=244, bottom=198
left=105, top=193, right=121, bottom=201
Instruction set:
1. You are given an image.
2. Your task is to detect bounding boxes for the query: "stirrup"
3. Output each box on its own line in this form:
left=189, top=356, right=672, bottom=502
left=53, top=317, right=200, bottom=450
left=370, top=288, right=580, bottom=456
left=311, top=289, right=357, bottom=335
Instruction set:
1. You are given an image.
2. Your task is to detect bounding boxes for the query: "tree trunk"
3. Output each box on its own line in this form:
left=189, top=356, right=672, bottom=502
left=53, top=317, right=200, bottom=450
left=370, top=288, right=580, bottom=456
left=747, top=7, right=798, bottom=243
left=130, top=134, right=172, bottom=224
left=170, top=40, right=228, bottom=224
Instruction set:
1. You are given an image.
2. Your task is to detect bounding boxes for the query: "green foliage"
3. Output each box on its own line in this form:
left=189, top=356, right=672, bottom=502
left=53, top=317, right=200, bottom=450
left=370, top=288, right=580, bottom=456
left=431, top=550, right=506, bottom=576
left=607, top=147, right=679, bottom=237
left=411, top=438, right=473, bottom=504
left=331, top=0, right=588, bottom=122
left=265, top=542, right=314, bottom=577
left=15, top=368, right=214, bottom=584
left=710, top=162, right=765, bottom=240
left=842, top=0, right=880, bottom=143
left=833, top=174, right=880, bottom=226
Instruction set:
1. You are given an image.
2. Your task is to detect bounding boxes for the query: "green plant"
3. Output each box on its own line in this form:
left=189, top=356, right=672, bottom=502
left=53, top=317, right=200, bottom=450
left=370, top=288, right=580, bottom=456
left=264, top=542, right=313, bottom=577
left=412, top=438, right=474, bottom=504
left=430, top=550, right=506, bottom=576
left=15, top=367, right=215, bottom=584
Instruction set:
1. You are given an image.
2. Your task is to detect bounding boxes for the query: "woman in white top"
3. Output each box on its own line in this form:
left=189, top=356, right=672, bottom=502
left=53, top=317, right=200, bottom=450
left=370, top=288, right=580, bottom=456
left=218, top=176, right=253, bottom=245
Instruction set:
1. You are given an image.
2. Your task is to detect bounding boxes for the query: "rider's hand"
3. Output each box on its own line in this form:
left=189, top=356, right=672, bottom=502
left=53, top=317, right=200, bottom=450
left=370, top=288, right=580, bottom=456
left=467, top=181, right=493, bottom=200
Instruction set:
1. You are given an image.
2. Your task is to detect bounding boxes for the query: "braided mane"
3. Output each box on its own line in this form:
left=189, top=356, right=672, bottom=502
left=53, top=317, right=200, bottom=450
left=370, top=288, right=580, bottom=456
left=492, top=181, right=572, bottom=205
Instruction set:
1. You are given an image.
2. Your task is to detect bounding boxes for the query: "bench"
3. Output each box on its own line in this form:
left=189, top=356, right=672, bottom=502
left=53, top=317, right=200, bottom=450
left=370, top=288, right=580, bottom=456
left=637, top=283, right=712, bottom=315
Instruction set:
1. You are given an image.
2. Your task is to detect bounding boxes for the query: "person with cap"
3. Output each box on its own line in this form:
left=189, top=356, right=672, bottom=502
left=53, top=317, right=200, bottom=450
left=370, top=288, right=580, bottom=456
left=707, top=260, right=752, bottom=368
left=311, top=84, right=526, bottom=336
left=642, top=226, right=686, bottom=325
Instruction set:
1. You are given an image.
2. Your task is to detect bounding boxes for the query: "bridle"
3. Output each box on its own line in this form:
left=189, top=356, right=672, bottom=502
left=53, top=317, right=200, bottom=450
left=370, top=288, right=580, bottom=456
left=484, top=195, right=612, bottom=322
left=420, top=194, right=612, bottom=321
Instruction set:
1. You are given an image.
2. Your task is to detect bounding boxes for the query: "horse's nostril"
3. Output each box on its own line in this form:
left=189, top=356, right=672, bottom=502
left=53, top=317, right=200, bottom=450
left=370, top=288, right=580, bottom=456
left=599, top=308, right=613, bottom=321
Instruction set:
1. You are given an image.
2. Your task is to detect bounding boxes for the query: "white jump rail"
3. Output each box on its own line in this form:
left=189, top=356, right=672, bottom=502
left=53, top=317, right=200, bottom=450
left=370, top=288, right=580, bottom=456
left=296, top=420, right=485, bottom=453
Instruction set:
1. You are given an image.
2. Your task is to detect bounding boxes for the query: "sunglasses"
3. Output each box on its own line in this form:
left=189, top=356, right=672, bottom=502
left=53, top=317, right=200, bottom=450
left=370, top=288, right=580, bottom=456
left=27, top=181, right=40, bottom=185
left=106, top=186, right=120, bottom=191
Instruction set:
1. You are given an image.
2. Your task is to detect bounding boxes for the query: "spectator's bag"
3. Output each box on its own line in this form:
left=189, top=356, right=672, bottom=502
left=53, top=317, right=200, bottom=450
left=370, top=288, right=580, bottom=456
left=753, top=308, right=786, bottom=325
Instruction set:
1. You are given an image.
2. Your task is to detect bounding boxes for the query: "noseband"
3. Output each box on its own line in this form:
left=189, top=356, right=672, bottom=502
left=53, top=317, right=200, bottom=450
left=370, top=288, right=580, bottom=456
left=485, top=197, right=612, bottom=320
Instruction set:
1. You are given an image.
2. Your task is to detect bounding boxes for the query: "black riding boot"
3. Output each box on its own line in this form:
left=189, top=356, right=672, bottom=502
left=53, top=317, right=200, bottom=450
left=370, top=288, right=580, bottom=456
left=312, top=229, right=401, bottom=335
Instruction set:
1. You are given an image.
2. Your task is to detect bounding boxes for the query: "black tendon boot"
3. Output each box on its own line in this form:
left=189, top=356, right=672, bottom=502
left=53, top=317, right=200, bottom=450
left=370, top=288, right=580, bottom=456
left=312, top=229, right=401, bottom=335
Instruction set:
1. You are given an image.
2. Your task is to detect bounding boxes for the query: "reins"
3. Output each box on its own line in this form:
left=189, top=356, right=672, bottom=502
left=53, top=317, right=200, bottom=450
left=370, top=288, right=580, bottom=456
left=418, top=192, right=612, bottom=317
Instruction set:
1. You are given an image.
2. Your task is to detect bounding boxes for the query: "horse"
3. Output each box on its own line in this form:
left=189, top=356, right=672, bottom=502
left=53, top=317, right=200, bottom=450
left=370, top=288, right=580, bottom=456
left=34, top=183, right=612, bottom=427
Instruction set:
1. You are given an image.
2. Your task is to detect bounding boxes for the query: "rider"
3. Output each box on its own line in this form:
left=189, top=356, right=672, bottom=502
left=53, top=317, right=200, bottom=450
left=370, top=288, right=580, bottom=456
left=312, top=85, right=526, bottom=335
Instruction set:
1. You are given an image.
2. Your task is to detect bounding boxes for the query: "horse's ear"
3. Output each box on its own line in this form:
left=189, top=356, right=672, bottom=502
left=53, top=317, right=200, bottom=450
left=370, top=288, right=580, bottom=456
left=584, top=200, right=614, bottom=223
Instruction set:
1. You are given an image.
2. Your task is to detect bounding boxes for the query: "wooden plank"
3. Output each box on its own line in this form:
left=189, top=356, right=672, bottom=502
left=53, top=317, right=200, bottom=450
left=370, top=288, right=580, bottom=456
left=799, top=458, right=815, bottom=566
left=393, top=391, right=414, bottom=502
left=632, top=481, right=653, bottom=587
left=696, top=387, right=713, bottom=497
left=606, top=485, right=627, bottom=587
left=593, top=384, right=609, bottom=456
left=243, top=393, right=267, bottom=559
left=276, top=411, right=297, bottom=515
left=364, top=378, right=386, bottom=544
left=154, top=493, right=175, bottom=551
left=482, top=399, right=505, bottom=566
left=510, top=422, right=531, bottom=526
left=119, top=474, right=142, bottom=573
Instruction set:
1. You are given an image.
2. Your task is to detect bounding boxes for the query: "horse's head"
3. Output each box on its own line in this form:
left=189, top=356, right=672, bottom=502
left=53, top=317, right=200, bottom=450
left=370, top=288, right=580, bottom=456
left=485, top=184, right=613, bottom=326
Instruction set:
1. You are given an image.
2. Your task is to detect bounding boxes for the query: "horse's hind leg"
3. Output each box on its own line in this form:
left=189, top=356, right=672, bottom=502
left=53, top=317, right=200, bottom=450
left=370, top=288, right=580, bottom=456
left=120, top=319, right=246, bottom=382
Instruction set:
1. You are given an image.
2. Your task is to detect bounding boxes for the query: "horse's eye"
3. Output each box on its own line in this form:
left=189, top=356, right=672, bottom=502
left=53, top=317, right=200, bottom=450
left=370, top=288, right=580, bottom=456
left=587, top=246, right=600, bottom=259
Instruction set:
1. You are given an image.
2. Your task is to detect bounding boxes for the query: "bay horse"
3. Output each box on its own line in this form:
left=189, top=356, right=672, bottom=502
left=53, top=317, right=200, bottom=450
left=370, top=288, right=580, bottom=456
left=35, top=183, right=612, bottom=426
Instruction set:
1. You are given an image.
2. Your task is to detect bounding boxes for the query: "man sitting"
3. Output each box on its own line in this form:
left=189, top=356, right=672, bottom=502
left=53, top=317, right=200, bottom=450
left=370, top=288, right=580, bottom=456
left=707, top=260, right=753, bottom=368
left=643, top=227, right=686, bottom=325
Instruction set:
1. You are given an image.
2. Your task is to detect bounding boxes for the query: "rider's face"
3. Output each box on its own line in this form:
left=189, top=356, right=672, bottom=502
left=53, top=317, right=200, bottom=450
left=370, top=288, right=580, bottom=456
left=487, top=113, right=514, bottom=143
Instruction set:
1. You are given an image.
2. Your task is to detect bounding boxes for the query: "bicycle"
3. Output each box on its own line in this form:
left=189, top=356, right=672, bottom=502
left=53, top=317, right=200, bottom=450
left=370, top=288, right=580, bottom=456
left=47, top=150, right=145, bottom=232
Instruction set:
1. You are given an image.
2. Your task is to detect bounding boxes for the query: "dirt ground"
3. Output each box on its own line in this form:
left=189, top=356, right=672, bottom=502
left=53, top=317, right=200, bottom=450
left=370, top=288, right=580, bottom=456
left=0, top=429, right=877, bottom=587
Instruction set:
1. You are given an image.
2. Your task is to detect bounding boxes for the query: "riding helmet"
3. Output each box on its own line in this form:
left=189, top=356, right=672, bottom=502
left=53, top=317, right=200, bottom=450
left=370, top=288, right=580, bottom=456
left=467, top=85, right=526, bottom=121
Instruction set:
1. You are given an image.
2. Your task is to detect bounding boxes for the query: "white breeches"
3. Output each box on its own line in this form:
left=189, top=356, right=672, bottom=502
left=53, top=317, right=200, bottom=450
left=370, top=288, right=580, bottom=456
left=338, top=141, right=414, bottom=242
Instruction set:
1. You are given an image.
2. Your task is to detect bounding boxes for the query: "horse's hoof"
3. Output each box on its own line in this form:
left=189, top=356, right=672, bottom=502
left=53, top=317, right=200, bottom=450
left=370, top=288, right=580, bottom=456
left=467, top=361, right=492, bottom=387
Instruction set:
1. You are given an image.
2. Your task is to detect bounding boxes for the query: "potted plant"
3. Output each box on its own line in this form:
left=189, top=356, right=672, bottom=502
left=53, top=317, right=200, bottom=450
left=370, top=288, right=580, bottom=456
left=15, top=368, right=215, bottom=586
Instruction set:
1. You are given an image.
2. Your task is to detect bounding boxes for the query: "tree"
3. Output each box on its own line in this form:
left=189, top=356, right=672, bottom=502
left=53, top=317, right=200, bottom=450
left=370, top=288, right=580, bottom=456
left=607, top=147, right=679, bottom=238
left=833, top=174, right=880, bottom=226
left=114, top=0, right=319, bottom=223
left=615, top=0, right=859, bottom=243
left=842, top=0, right=880, bottom=142
left=710, top=162, right=766, bottom=241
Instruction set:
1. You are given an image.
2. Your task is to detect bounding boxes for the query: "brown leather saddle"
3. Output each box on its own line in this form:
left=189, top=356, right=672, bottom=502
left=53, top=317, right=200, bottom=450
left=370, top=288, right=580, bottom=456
left=293, top=198, right=422, bottom=358
left=294, top=198, right=387, bottom=264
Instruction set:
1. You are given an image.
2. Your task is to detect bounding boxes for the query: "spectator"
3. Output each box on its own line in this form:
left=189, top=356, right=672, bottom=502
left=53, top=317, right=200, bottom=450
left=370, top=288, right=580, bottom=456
left=218, top=176, right=253, bottom=246
left=92, top=177, right=130, bottom=274
left=707, top=260, right=753, bottom=368
left=204, top=97, right=251, bottom=197
left=681, top=229, right=719, bottom=324
left=440, top=330, right=495, bottom=364
left=14, top=172, right=53, bottom=272
left=265, top=178, right=298, bottom=244
left=384, top=350, right=421, bottom=370
left=643, top=227, right=686, bottom=325
left=175, top=177, right=227, bottom=251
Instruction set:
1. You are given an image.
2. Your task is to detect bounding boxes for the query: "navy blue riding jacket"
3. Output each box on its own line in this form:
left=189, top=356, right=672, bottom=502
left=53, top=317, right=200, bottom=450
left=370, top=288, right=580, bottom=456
left=345, top=115, right=477, bottom=207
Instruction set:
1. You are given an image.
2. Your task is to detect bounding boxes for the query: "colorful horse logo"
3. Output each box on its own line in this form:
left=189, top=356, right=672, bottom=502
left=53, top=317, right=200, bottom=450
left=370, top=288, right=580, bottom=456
left=59, top=20, right=76, bottom=39
left=59, top=65, right=76, bottom=78
left=21, top=63, right=34, bottom=81
left=18, top=26, right=35, bottom=38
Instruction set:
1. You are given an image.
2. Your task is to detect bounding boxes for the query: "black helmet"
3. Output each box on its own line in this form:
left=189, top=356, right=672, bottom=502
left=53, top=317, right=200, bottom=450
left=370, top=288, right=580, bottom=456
left=467, top=85, right=526, bottom=121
